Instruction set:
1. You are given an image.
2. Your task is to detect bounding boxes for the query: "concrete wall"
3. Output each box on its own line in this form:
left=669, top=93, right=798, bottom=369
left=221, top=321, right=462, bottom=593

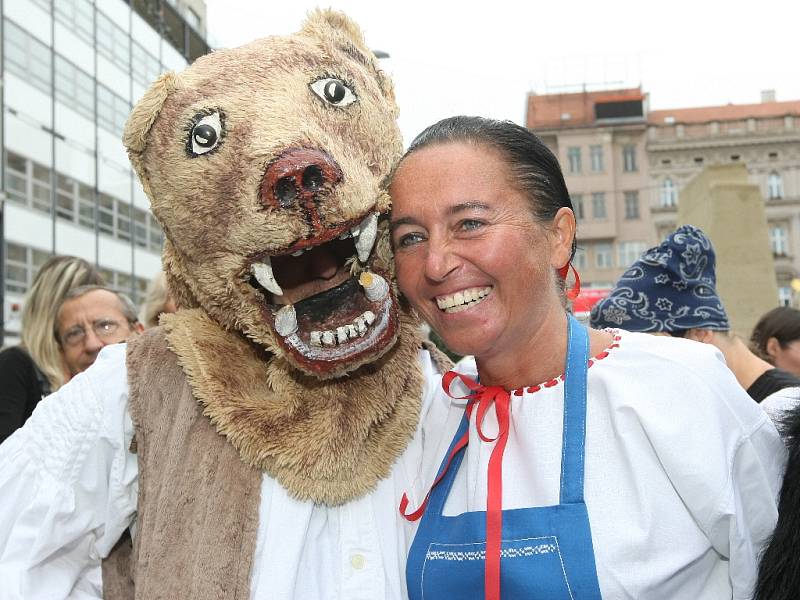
left=678, top=164, right=778, bottom=336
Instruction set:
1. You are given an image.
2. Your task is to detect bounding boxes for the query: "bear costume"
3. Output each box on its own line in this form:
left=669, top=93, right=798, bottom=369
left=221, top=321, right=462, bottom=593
left=0, top=11, right=449, bottom=599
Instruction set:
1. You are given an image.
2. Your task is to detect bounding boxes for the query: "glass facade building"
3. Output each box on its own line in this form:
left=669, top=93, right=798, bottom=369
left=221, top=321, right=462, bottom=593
left=1, top=0, right=209, bottom=341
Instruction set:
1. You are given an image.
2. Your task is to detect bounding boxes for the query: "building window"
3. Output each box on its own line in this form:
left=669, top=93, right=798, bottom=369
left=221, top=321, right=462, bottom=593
left=572, top=194, right=584, bottom=221
left=4, top=19, right=52, bottom=94
left=97, top=84, right=131, bottom=136
left=185, top=7, right=202, bottom=32
left=98, top=193, right=115, bottom=235
left=148, top=214, right=164, bottom=252
left=617, top=241, right=647, bottom=268
left=660, top=177, right=677, bottom=207
left=32, top=163, right=52, bottom=215
left=55, top=0, right=94, bottom=45
left=590, top=145, right=603, bottom=172
left=96, top=11, right=131, bottom=71
left=5, top=152, right=166, bottom=252
left=768, top=171, right=784, bottom=200
left=770, top=224, right=790, bottom=256
left=573, top=247, right=587, bottom=270
left=78, top=184, right=96, bottom=229
left=622, top=144, right=637, bottom=172
left=567, top=147, right=582, bottom=174
left=99, top=266, right=150, bottom=304
left=624, top=191, right=640, bottom=219
left=5, top=152, right=28, bottom=205
left=779, top=287, right=793, bottom=307
left=594, top=243, right=613, bottom=269
left=591, top=192, right=606, bottom=219
left=132, top=41, right=162, bottom=87
left=117, top=201, right=132, bottom=242
left=4, top=242, right=51, bottom=296
left=55, top=56, right=95, bottom=121
left=56, top=174, right=78, bottom=221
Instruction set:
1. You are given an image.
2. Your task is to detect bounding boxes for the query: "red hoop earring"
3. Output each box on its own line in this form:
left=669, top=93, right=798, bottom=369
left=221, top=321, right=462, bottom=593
left=558, top=262, right=581, bottom=301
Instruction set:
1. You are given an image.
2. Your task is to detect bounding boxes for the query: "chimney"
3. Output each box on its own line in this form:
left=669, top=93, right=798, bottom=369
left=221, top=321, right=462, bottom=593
left=761, top=89, right=776, bottom=103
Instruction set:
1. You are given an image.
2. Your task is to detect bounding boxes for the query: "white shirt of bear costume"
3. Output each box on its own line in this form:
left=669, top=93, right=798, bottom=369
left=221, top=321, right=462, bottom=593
left=0, top=343, right=439, bottom=600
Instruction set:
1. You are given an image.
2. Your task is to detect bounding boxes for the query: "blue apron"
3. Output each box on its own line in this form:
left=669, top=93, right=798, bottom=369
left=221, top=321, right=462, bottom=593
left=407, top=315, right=603, bottom=599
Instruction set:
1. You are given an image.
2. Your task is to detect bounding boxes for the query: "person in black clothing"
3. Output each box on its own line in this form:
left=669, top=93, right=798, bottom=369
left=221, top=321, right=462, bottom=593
left=0, top=256, right=104, bottom=444
left=0, top=347, right=50, bottom=442
left=747, top=366, right=800, bottom=403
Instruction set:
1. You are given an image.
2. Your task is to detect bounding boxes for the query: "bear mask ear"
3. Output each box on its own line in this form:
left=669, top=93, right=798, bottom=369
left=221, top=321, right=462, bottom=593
left=300, top=9, right=370, bottom=55
left=123, top=71, right=181, bottom=180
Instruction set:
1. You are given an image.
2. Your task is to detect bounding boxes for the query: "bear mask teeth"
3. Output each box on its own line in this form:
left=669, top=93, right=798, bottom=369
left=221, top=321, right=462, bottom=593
left=353, top=212, right=378, bottom=263
left=251, top=258, right=283, bottom=296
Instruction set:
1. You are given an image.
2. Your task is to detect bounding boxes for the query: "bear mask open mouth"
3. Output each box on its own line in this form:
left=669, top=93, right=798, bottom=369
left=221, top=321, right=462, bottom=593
left=246, top=212, right=399, bottom=376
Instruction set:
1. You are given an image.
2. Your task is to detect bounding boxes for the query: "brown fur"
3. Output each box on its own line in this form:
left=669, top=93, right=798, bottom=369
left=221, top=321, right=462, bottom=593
left=123, top=10, right=430, bottom=503
left=162, top=307, right=425, bottom=505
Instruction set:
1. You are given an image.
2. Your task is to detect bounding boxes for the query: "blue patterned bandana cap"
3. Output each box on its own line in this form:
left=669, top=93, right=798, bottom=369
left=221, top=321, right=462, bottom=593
left=589, top=225, right=730, bottom=332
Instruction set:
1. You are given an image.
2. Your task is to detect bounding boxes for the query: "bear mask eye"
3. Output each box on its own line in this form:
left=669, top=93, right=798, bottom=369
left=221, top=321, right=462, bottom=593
left=188, top=111, right=223, bottom=156
left=310, top=78, right=357, bottom=108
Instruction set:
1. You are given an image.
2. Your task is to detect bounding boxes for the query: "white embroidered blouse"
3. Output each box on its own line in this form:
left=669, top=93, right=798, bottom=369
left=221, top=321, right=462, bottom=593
left=403, top=331, right=786, bottom=600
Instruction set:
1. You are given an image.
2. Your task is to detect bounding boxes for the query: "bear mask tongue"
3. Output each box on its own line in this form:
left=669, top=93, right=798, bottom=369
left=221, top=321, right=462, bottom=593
left=294, top=277, right=363, bottom=329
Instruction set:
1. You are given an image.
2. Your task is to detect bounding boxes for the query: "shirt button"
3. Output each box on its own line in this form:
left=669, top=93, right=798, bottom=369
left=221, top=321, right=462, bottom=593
left=350, top=553, right=366, bottom=570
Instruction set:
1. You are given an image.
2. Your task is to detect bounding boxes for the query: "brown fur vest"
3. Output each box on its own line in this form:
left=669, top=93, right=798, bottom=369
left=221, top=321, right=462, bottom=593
left=102, top=327, right=261, bottom=599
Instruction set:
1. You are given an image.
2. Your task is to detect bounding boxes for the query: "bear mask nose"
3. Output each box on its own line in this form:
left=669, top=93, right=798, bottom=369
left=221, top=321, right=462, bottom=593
left=261, top=149, right=342, bottom=213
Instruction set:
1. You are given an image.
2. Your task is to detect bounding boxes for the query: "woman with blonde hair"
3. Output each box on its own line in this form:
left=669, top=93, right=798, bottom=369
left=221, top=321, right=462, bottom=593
left=0, top=255, right=104, bottom=443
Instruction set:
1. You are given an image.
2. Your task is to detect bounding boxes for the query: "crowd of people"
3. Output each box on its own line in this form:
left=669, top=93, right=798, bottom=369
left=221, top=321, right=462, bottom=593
left=0, top=264, right=175, bottom=443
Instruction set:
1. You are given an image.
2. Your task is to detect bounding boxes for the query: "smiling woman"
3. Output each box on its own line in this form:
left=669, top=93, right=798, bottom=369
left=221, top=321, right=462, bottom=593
left=389, top=116, right=786, bottom=600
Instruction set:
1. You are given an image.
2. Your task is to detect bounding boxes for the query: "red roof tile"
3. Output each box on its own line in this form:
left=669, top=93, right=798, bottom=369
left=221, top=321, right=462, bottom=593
left=648, top=100, right=800, bottom=125
left=526, top=88, right=645, bottom=129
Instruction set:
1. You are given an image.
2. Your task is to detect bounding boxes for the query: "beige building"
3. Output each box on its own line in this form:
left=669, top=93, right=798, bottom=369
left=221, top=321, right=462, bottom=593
left=526, top=88, right=800, bottom=306
left=527, top=88, right=655, bottom=289
left=647, top=95, right=800, bottom=305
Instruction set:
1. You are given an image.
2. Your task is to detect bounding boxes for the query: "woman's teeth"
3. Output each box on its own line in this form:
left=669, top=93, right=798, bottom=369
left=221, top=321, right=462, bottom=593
left=436, top=287, right=492, bottom=313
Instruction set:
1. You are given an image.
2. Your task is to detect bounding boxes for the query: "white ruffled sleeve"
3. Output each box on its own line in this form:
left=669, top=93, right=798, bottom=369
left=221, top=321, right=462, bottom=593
left=0, top=344, right=138, bottom=600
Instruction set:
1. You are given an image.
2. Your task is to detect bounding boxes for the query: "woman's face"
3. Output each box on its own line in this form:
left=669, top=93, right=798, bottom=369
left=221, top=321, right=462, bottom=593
left=389, top=141, right=573, bottom=358
left=768, top=337, right=800, bottom=376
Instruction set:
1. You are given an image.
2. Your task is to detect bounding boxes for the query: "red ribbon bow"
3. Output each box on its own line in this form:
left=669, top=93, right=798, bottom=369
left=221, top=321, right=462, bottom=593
left=400, top=371, right=512, bottom=600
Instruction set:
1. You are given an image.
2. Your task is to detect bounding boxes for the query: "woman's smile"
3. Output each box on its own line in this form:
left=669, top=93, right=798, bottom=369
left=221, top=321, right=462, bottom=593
left=435, top=286, right=493, bottom=313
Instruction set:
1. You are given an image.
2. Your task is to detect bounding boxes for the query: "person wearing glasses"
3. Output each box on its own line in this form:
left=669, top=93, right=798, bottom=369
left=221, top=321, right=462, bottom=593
left=0, top=256, right=105, bottom=445
left=55, top=285, right=144, bottom=381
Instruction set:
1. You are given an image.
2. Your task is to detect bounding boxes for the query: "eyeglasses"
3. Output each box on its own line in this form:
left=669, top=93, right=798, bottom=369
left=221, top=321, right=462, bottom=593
left=59, top=318, right=128, bottom=347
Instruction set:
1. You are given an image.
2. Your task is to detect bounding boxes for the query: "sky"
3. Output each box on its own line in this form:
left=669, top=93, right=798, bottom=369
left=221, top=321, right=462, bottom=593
left=204, top=0, right=800, bottom=146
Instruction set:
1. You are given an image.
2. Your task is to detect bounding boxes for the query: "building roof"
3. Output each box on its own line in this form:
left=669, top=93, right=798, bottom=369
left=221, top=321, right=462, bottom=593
left=648, top=100, right=800, bottom=126
left=526, top=87, right=645, bottom=129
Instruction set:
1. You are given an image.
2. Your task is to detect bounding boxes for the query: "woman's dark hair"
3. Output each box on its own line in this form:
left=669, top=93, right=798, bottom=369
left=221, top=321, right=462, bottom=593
left=750, top=306, right=800, bottom=361
left=401, top=116, right=576, bottom=260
